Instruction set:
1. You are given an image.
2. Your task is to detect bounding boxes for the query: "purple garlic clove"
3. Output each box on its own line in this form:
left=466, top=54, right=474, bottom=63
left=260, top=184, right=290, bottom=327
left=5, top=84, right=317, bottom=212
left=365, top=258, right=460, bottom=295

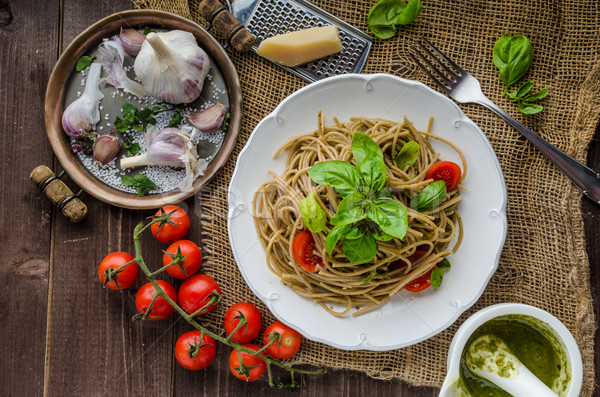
left=93, top=135, right=121, bottom=167
left=119, top=28, right=146, bottom=57
left=62, top=62, right=103, bottom=137
left=186, top=103, right=227, bottom=133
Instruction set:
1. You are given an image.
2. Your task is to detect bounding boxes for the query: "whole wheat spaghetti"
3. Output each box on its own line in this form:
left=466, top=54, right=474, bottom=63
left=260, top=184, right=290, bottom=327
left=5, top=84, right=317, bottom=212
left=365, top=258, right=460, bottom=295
left=253, top=115, right=465, bottom=317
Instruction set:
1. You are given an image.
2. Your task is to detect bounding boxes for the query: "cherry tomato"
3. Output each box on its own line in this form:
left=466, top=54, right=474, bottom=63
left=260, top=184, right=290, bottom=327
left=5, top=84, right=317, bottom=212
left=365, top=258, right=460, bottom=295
left=162, top=240, right=202, bottom=279
left=228, top=343, right=267, bottom=382
left=394, top=249, right=435, bottom=292
left=224, top=302, right=262, bottom=343
left=291, top=230, right=323, bottom=272
left=178, top=274, right=221, bottom=316
left=98, top=252, right=139, bottom=290
left=425, top=161, right=462, bottom=191
left=174, top=330, right=217, bottom=370
left=135, top=280, right=177, bottom=320
left=262, top=321, right=301, bottom=359
left=150, top=205, right=190, bottom=244
left=403, top=266, right=439, bottom=292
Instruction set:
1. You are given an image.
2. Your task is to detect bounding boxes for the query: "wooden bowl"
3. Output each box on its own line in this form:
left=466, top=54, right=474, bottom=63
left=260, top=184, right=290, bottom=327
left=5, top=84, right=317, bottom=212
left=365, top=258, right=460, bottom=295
left=45, top=9, right=242, bottom=209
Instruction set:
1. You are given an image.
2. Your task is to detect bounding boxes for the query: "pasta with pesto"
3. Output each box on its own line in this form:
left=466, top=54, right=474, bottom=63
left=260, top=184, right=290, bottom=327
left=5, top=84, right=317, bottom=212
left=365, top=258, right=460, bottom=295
left=253, top=114, right=465, bottom=317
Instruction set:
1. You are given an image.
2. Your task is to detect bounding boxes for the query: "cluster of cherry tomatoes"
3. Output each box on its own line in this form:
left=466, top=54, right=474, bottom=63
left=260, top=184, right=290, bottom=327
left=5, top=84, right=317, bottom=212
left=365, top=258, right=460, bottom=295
left=97, top=205, right=302, bottom=382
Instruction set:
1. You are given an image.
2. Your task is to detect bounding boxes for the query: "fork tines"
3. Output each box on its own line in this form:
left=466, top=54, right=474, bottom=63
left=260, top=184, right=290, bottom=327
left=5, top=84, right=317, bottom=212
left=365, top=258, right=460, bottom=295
left=408, top=37, right=465, bottom=93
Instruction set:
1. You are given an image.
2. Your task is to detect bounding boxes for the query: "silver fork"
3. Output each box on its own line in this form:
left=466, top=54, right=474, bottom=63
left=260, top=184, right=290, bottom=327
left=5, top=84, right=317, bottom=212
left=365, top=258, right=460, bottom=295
left=409, top=37, right=600, bottom=204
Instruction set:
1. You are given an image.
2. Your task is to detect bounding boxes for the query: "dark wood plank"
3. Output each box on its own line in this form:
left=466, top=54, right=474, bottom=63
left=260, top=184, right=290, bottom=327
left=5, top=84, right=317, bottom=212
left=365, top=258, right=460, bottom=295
left=0, top=0, right=59, bottom=395
left=584, top=121, right=600, bottom=396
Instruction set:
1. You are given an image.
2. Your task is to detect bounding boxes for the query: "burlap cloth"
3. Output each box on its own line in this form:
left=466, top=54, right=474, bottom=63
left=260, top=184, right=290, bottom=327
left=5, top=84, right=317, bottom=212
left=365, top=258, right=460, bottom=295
left=134, top=0, right=600, bottom=394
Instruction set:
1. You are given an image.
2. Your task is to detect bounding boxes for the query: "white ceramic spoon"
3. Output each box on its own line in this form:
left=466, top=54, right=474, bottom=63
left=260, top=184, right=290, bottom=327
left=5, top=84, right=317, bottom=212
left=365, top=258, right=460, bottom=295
left=443, top=334, right=558, bottom=397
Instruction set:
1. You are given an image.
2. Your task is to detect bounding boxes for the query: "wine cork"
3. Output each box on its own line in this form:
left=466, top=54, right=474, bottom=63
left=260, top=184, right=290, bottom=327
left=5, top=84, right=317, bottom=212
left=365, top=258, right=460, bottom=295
left=198, top=0, right=256, bottom=52
left=30, top=165, right=88, bottom=223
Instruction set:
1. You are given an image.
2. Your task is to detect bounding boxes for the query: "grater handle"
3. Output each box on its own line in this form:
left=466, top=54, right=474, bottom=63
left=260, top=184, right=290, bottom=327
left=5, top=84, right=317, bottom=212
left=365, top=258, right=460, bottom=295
left=199, top=0, right=256, bottom=52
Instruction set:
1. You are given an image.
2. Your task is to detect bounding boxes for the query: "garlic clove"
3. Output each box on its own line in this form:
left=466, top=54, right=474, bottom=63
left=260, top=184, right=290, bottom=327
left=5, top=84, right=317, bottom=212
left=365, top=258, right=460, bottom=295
left=62, top=62, right=103, bottom=137
left=93, top=135, right=121, bottom=167
left=119, top=28, right=145, bottom=56
left=134, top=30, right=210, bottom=104
left=120, top=126, right=188, bottom=169
left=186, top=103, right=227, bottom=133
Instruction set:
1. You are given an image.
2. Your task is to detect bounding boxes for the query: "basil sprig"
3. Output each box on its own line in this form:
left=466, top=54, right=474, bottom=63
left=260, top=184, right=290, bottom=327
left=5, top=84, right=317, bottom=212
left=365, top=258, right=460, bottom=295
left=307, top=132, right=408, bottom=264
left=493, top=34, right=549, bottom=115
left=367, top=0, right=422, bottom=40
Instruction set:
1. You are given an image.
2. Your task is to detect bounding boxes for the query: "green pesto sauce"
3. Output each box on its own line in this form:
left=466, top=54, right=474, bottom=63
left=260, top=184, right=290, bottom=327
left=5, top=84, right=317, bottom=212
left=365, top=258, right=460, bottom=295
left=459, top=315, right=566, bottom=397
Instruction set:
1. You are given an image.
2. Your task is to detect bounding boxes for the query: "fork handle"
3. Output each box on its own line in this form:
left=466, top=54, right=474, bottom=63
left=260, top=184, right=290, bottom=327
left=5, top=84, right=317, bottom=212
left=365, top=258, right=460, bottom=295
left=476, top=97, right=600, bottom=204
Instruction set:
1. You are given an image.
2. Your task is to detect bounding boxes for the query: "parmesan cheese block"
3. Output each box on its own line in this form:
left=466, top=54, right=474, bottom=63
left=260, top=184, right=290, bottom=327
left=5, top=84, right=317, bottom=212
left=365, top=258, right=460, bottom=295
left=256, top=25, right=343, bottom=67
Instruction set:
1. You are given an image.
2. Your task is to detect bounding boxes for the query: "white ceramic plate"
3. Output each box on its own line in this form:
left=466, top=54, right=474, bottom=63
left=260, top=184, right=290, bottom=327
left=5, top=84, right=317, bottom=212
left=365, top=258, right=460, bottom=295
left=227, top=73, right=507, bottom=351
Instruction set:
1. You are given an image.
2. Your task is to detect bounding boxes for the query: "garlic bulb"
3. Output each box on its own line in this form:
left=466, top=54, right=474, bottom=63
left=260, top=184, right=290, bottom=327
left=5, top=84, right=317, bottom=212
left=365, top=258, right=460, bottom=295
left=119, top=126, right=206, bottom=192
left=134, top=30, right=210, bottom=104
left=62, top=62, right=103, bottom=137
left=97, top=38, right=147, bottom=98
left=119, top=28, right=145, bottom=56
left=186, top=102, right=227, bottom=133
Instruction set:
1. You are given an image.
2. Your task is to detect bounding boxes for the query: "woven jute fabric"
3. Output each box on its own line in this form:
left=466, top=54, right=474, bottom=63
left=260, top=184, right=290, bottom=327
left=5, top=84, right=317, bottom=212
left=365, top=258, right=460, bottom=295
left=134, top=0, right=600, bottom=394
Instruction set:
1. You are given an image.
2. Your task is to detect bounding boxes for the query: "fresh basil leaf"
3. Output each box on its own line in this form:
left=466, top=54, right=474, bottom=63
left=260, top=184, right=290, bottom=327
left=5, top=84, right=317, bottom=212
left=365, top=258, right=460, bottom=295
left=351, top=131, right=387, bottom=191
left=430, top=267, right=444, bottom=290
left=167, top=112, right=183, bottom=127
left=369, top=24, right=397, bottom=39
left=300, top=193, right=328, bottom=233
left=437, top=258, right=451, bottom=270
left=521, top=87, right=549, bottom=102
left=127, top=142, right=141, bottom=156
left=342, top=234, right=378, bottom=263
left=515, top=80, right=534, bottom=98
left=330, top=191, right=368, bottom=226
left=121, top=175, right=135, bottom=186
left=367, top=0, right=405, bottom=28
left=493, top=34, right=532, bottom=88
left=132, top=174, right=157, bottom=196
left=344, top=224, right=364, bottom=240
left=368, top=197, right=408, bottom=239
left=518, top=102, right=543, bottom=114
left=76, top=55, right=95, bottom=71
left=371, top=223, right=393, bottom=241
left=325, top=224, right=349, bottom=255
left=395, top=141, right=420, bottom=170
left=150, top=104, right=168, bottom=112
left=308, top=160, right=361, bottom=197
left=411, top=180, right=447, bottom=211
left=143, top=27, right=155, bottom=35
left=395, top=0, right=421, bottom=25
left=367, top=0, right=421, bottom=39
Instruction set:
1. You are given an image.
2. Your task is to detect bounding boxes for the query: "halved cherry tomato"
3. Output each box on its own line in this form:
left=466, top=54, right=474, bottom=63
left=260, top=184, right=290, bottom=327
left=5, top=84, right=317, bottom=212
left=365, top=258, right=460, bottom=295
left=150, top=205, right=190, bottom=244
left=135, top=280, right=177, bottom=320
left=425, top=161, right=462, bottom=191
left=178, top=274, right=221, bottom=316
left=394, top=248, right=435, bottom=292
left=228, top=343, right=267, bottom=382
left=162, top=240, right=202, bottom=279
left=174, top=330, right=217, bottom=370
left=403, top=265, right=438, bottom=292
left=291, top=230, right=323, bottom=272
left=224, top=302, right=262, bottom=343
left=262, top=321, right=301, bottom=359
left=98, top=252, right=138, bottom=290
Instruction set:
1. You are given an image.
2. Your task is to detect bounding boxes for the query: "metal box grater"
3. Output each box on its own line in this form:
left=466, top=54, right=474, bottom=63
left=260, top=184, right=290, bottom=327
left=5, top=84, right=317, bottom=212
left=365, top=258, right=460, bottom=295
left=231, top=0, right=372, bottom=82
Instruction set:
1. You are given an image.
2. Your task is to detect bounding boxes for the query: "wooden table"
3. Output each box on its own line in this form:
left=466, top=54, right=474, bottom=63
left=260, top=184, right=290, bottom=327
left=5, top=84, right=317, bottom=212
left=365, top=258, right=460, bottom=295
left=1, top=1, right=598, bottom=395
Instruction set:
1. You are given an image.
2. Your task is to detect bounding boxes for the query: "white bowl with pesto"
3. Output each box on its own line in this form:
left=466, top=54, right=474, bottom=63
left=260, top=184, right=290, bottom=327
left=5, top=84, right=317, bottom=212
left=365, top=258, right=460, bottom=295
left=440, top=303, right=583, bottom=397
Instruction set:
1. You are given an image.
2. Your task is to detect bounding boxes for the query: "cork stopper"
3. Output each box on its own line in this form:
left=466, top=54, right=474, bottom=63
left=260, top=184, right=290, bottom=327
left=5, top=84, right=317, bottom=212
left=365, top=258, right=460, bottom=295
left=30, top=165, right=88, bottom=223
left=199, top=0, right=256, bottom=52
